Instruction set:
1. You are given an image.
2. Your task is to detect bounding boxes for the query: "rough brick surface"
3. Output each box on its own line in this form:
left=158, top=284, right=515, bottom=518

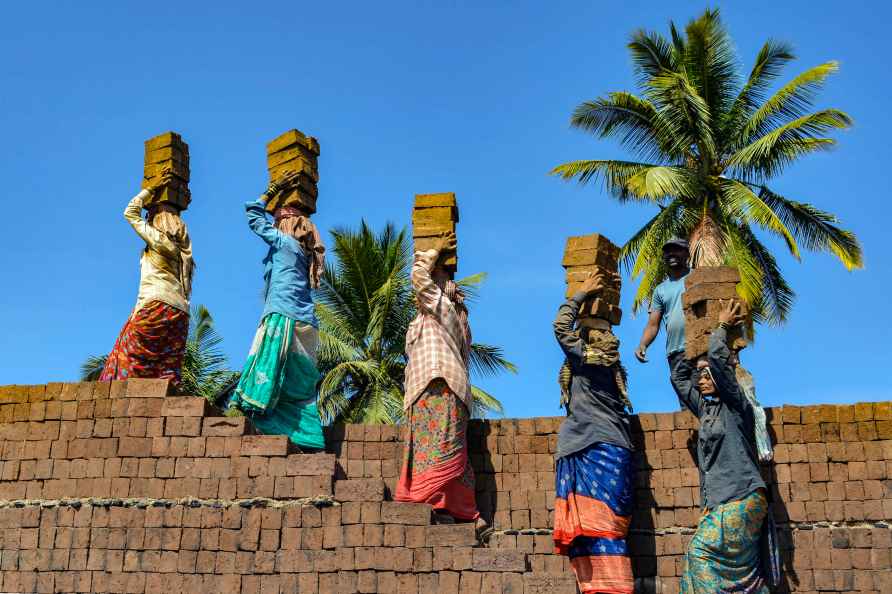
left=0, top=380, right=888, bottom=593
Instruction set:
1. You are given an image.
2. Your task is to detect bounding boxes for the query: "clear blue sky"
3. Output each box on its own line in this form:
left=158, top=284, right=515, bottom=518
left=1, top=1, right=889, bottom=417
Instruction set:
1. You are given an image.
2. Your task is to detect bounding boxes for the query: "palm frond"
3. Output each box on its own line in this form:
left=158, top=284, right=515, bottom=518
left=80, top=354, right=108, bottom=381
left=757, top=186, right=864, bottom=269
left=470, top=385, right=505, bottom=418
left=723, top=40, right=796, bottom=141
left=569, top=92, right=684, bottom=161
left=727, top=109, right=852, bottom=179
left=469, top=343, right=518, bottom=378
left=724, top=223, right=795, bottom=325
left=628, top=29, right=677, bottom=80
left=737, top=61, right=840, bottom=146
left=646, top=71, right=716, bottom=161
left=719, top=178, right=799, bottom=259
left=550, top=160, right=665, bottom=203
left=681, top=8, right=739, bottom=127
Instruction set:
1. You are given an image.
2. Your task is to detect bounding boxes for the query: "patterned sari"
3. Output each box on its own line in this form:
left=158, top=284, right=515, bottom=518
left=680, top=489, right=769, bottom=594
left=553, top=442, right=634, bottom=594
left=230, top=313, right=324, bottom=450
left=395, top=379, right=478, bottom=520
left=100, top=300, right=188, bottom=387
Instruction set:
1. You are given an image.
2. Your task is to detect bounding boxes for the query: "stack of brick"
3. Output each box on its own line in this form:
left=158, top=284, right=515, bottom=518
left=2, top=379, right=890, bottom=593
left=412, top=193, right=459, bottom=275
left=683, top=266, right=752, bottom=359
left=142, top=132, right=191, bottom=211
left=264, top=129, right=320, bottom=214
left=323, top=405, right=892, bottom=594
left=561, top=234, right=622, bottom=326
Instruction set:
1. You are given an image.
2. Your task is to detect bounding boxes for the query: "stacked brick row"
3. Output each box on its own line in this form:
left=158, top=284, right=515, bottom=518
left=561, top=234, right=622, bottom=326
left=682, top=266, right=751, bottom=358
left=265, top=129, right=320, bottom=214
left=142, top=132, right=191, bottom=211
left=412, top=193, right=459, bottom=273
left=0, top=498, right=576, bottom=594
left=2, top=380, right=891, bottom=593
left=324, top=404, right=892, bottom=593
left=0, top=381, right=332, bottom=502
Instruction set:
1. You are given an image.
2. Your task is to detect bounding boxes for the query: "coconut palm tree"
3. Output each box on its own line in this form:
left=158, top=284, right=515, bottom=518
left=316, top=221, right=516, bottom=425
left=80, top=305, right=239, bottom=399
left=552, top=9, right=862, bottom=324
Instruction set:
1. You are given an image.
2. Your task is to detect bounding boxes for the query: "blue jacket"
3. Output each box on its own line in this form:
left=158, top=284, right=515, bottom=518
left=245, top=198, right=317, bottom=327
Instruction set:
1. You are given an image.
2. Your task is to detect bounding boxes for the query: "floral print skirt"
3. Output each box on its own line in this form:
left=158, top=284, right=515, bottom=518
left=100, top=300, right=188, bottom=388
left=553, top=442, right=634, bottom=594
left=395, top=379, right=478, bottom=520
left=680, top=489, right=769, bottom=594
left=230, top=313, right=324, bottom=450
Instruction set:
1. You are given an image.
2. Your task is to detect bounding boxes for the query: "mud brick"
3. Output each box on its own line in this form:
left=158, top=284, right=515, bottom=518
left=116, top=436, right=152, bottom=458
left=335, top=478, right=385, bottom=502
left=577, top=297, right=622, bottom=324
left=124, top=378, right=169, bottom=398
left=159, top=396, right=207, bottom=417
left=839, top=422, right=859, bottom=441
left=380, top=501, right=431, bottom=525
left=384, top=524, right=405, bottom=547
left=267, top=128, right=320, bottom=157
left=241, top=435, right=289, bottom=456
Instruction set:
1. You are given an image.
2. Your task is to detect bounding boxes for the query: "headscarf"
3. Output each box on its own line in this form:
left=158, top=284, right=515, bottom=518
left=444, top=279, right=472, bottom=364
left=149, top=209, right=194, bottom=297
left=558, top=326, right=632, bottom=412
left=274, top=206, right=326, bottom=289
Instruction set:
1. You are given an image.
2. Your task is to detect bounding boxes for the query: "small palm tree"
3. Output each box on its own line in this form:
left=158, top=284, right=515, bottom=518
left=552, top=9, right=862, bottom=324
left=80, top=305, right=239, bottom=399
left=316, top=221, right=516, bottom=424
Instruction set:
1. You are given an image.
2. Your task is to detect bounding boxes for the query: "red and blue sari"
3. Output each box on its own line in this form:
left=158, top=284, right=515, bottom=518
left=553, top=441, right=634, bottom=594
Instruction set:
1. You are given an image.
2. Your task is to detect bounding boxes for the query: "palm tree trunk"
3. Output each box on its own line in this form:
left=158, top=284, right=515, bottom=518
left=688, top=210, right=725, bottom=267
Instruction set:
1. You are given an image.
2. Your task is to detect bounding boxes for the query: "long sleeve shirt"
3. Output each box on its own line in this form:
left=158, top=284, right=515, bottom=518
left=245, top=198, right=317, bottom=327
left=553, top=292, right=633, bottom=459
left=125, top=191, right=190, bottom=313
left=403, top=249, right=472, bottom=411
left=669, top=326, right=766, bottom=510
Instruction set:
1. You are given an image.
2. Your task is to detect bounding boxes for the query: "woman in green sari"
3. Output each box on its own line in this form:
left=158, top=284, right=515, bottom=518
left=226, top=175, right=326, bottom=450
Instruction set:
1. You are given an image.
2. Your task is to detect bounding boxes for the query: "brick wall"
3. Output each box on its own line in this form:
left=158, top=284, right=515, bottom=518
left=0, top=380, right=890, bottom=593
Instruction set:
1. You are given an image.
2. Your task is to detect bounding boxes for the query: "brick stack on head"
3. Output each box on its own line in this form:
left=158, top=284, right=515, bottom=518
left=682, top=266, right=753, bottom=359
left=142, top=131, right=190, bottom=211
left=265, top=129, right=320, bottom=214
left=561, top=233, right=622, bottom=329
left=412, top=192, right=459, bottom=277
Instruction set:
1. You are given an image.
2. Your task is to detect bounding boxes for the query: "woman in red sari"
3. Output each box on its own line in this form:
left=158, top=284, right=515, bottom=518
left=395, top=233, right=489, bottom=536
left=100, top=173, right=194, bottom=389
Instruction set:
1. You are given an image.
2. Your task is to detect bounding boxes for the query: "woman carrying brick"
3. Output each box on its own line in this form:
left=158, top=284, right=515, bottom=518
left=100, top=172, right=194, bottom=389
left=552, top=272, right=635, bottom=594
left=670, top=300, right=769, bottom=593
left=396, top=232, right=489, bottom=537
left=224, top=172, right=325, bottom=451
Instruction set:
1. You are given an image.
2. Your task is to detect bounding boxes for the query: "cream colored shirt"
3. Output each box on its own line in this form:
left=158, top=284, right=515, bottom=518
left=125, top=190, right=190, bottom=314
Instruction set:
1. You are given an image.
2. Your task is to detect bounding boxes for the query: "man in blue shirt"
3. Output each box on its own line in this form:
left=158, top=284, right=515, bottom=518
left=635, top=239, right=690, bottom=367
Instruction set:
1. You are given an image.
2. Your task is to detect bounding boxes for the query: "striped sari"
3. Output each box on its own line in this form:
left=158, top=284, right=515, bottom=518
left=553, top=442, right=633, bottom=594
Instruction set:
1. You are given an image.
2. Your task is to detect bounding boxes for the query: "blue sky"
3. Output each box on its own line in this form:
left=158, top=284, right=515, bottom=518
left=1, top=1, right=889, bottom=417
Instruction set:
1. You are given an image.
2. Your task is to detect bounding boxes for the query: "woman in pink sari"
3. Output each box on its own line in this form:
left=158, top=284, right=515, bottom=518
left=395, top=233, right=489, bottom=536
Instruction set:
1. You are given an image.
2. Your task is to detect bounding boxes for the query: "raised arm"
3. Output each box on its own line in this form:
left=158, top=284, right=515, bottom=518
left=553, top=292, right=587, bottom=364
left=411, top=248, right=443, bottom=316
left=245, top=197, right=281, bottom=247
left=669, top=352, right=702, bottom=416
left=124, top=190, right=179, bottom=259
left=707, top=301, right=747, bottom=411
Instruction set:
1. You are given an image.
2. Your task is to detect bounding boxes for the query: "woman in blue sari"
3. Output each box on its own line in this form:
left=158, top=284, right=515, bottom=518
left=226, top=174, right=326, bottom=450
